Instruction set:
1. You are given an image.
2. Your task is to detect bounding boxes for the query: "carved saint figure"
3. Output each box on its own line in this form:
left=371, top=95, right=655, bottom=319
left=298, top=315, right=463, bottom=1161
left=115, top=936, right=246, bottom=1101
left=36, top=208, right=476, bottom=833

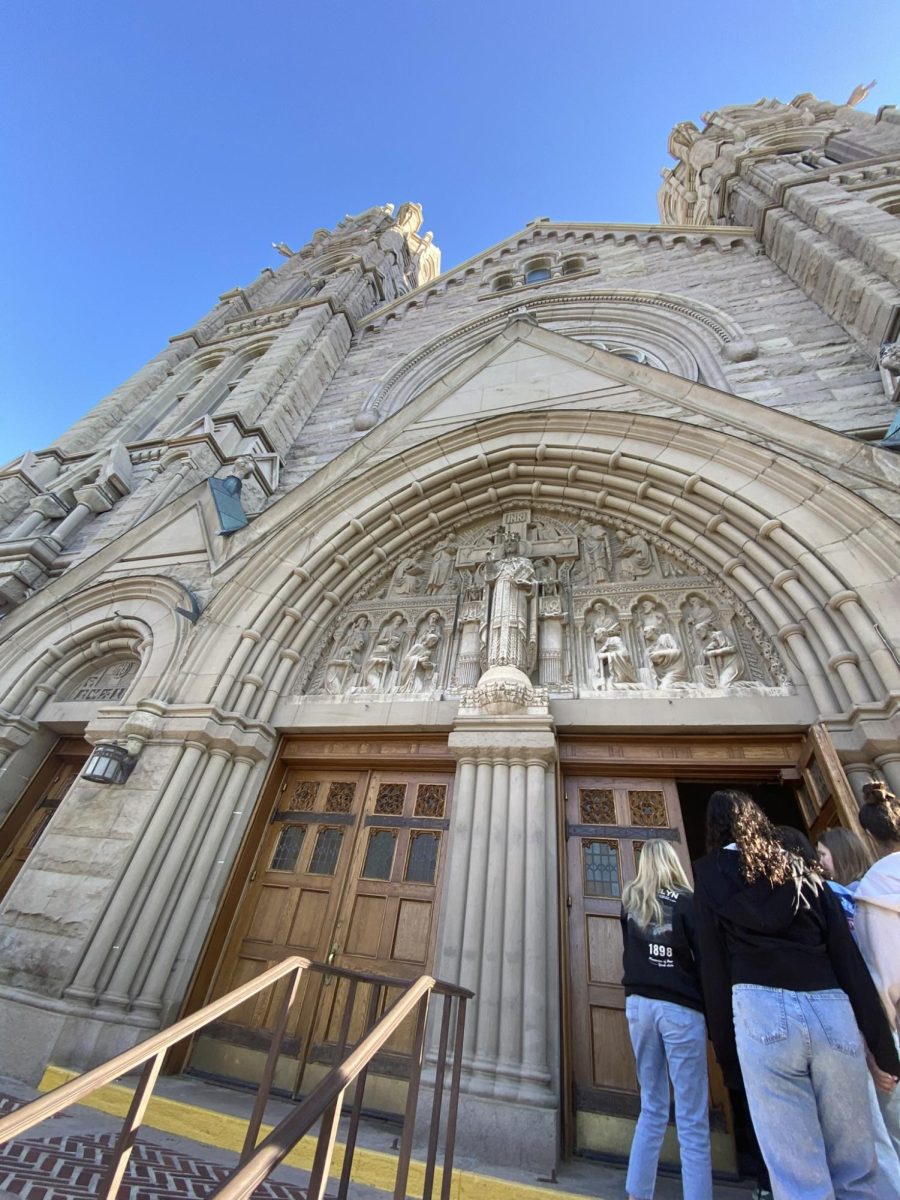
left=638, top=599, right=666, bottom=639
left=365, top=615, right=406, bottom=692
left=424, top=542, right=456, bottom=594
left=648, top=630, right=689, bottom=688
left=481, top=552, right=538, bottom=672
left=398, top=613, right=443, bottom=693
left=535, top=557, right=561, bottom=595
left=324, top=616, right=369, bottom=695
left=617, top=531, right=653, bottom=579
left=593, top=623, right=637, bottom=689
left=700, top=624, right=742, bottom=688
left=574, top=523, right=610, bottom=585
left=391, top=556, right=423, bottom=596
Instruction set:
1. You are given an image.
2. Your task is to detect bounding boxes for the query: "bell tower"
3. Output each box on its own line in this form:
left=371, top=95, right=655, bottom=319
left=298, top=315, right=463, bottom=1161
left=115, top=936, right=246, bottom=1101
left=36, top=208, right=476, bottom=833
left=0, top=203, right=440, bottom=612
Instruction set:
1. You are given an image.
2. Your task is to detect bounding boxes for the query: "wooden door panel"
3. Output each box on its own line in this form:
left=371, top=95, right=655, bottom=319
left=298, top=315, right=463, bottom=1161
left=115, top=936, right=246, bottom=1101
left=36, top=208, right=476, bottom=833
left=391, top=899, right=431, bottom=964
left=344, top=895, right=387, bottom=958
left=795, top=724, right=860, bottom=838
left=246, top=885, right=293, bottom=945
left=285, top=888, right=331, bottom=949
left=566, top=773, right=687, bottom=1150
left=586, top=916, right=625, bottom=986
left=591, top=1007, right=637, bottom=1091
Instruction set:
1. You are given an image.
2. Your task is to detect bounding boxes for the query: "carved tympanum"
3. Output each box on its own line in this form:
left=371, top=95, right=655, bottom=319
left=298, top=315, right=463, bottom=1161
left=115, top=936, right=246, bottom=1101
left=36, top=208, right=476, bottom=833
left=294, top=507, right=790, bottom=702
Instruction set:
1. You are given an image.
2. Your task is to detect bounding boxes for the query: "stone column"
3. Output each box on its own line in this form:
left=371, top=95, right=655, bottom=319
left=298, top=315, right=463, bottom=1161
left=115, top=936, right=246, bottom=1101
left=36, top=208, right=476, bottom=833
left=843, top=761, right=877, bottom=802
left=777, top=624, right=838, bottom=714
left=428, top=682, right=559, bottom=1173
left=538, top=596, right=565, bottom=688
left=874, top=753, right=900, bottom=797
left=454, top=597, right=483, bottom=689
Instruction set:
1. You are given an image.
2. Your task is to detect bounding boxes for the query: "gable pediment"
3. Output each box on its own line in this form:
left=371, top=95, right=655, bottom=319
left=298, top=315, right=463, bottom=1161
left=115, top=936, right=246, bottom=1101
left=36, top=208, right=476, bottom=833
left=398, top=317, right=691, bottom=435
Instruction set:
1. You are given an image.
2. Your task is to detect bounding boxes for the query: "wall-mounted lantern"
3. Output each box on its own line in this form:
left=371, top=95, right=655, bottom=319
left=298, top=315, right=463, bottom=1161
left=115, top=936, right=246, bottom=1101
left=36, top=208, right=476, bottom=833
left=81, top=741, right=137, bottom=785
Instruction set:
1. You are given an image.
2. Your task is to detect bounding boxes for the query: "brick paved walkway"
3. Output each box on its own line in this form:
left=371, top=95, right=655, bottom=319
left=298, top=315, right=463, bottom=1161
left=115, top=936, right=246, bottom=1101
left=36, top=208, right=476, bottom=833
left=0, top=1095, right=309, bottom=1199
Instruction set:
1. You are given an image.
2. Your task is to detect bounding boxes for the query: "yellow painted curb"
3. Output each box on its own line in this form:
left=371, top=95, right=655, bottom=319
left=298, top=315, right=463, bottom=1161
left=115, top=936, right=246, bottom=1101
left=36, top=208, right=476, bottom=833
left=38, top=1066, right=586, bottom=1200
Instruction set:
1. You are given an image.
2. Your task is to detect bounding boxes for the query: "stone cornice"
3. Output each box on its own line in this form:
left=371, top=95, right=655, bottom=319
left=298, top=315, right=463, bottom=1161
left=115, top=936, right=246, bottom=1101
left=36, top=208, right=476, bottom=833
left=360, top=221, right=756, bottom=329
left=86, top=702, right=275, bottom=758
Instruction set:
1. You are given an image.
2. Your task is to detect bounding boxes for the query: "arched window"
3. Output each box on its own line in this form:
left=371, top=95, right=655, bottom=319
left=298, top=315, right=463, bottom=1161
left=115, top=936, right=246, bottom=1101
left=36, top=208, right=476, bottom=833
left=524, top=266, right=551, bottom=284
left=207, top=346, right=270, bottom=415
left=562, top=257, right=585, bottom=275
left=493, top=274, right=515, bottom=292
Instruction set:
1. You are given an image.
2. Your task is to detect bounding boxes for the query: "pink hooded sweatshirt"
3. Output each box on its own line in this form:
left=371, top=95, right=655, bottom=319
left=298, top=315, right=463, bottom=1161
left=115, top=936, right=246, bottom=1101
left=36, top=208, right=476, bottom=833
left=855, top=851, right=900, bottom=1031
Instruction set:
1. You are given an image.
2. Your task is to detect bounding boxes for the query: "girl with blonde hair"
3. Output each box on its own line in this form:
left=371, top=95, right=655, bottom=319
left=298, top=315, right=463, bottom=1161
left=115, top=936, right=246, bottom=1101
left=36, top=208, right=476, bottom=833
left=621, top=839, right=711, bottom=1200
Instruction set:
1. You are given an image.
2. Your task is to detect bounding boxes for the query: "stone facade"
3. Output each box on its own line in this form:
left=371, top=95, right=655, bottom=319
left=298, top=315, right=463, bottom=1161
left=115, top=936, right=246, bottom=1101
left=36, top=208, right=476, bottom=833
left=1, top=94, right=899, bottom=1171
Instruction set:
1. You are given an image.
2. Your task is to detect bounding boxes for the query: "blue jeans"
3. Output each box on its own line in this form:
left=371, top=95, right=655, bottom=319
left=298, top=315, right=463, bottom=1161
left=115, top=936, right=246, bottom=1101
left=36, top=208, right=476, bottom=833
left=732, top=985, right=884, bottom=1199
left=875, top=1029, right=900, bottom=1164
left=625, top=995, right=713, bottom=1200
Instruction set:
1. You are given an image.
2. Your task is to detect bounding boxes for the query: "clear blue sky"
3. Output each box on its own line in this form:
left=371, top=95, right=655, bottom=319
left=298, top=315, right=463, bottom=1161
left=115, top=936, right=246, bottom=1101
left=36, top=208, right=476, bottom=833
left=1, top=0, right=898, bottom=462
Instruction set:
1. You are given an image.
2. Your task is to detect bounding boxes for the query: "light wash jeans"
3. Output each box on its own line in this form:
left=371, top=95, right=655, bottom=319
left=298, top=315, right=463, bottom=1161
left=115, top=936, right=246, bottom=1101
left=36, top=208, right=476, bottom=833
left=624, top=994, right=713, bottom=1200
left=732, top=985, right=886, bottom=1199
left=875, top=1029, right=900, bottom=1164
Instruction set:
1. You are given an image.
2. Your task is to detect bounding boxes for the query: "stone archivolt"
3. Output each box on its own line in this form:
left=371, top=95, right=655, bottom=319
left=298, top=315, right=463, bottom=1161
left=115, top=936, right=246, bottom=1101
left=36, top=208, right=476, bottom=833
left=295, top=507, right=790, bottom=701
left=356, top=290, right=755, bottom=428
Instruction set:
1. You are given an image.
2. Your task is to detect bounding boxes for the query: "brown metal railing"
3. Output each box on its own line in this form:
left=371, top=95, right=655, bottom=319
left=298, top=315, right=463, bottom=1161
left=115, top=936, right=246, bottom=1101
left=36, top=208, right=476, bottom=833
left=0, top=956, right=472, bottom=1200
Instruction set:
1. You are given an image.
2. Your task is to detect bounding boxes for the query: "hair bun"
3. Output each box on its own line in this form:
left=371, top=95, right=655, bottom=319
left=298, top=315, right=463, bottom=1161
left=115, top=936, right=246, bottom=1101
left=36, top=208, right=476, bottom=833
left=862, top=781, right=894, bottom=806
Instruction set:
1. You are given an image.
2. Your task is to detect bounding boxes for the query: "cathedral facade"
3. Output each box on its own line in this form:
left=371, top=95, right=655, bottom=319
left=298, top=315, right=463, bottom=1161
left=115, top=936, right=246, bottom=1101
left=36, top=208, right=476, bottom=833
left=1, top=92, right=899, bottom=1172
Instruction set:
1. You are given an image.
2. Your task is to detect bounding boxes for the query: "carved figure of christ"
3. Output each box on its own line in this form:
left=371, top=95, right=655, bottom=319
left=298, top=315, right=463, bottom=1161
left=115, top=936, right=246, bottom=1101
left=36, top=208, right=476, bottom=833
left=454, top=517, right=579, bottom=677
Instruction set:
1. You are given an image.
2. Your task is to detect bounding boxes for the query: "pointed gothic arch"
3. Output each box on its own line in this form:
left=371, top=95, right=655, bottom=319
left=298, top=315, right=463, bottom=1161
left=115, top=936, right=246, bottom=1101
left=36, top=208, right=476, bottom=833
left=0, top=575, right=189, bottom=741
left=354, top=292, right=758, bottom=429
left=175, top=409, right=900, bottom=735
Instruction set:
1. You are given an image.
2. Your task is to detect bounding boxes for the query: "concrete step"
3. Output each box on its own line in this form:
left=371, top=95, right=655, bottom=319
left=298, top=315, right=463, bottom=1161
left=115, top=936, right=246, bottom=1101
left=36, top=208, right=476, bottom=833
left=0, top=1071, right=753, bottom=1200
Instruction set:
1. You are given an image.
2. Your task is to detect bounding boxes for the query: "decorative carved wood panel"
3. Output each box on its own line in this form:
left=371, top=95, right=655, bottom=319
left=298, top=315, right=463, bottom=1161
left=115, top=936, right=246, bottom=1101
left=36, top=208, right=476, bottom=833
left=559, top=735, right=802, bottom=779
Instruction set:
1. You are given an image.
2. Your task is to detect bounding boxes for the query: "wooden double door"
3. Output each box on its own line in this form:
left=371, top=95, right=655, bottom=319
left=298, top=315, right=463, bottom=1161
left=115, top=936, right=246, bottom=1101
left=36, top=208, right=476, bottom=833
left=190, top=761, right=453, bottom=1105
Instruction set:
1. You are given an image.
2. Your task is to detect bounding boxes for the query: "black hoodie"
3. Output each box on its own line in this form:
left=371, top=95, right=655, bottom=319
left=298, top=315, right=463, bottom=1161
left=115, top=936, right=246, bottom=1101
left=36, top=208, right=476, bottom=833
left=693, top=848, right=900, bottom=1085
left=620, top=887, right=704, bottom=1013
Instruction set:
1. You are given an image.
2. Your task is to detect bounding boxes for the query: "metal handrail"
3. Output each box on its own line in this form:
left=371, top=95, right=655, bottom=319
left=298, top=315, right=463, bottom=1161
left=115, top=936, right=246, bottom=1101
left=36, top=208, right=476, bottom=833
left=0, top=955, right=471, bottom=1200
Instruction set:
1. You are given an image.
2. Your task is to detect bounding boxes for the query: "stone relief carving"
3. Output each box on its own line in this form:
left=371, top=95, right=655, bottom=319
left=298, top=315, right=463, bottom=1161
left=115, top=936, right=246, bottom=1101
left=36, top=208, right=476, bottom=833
left=647, top=630, right=689, bottom=688
left=592, top=621, right=638, bottom=690
left=324, top=615, right=370, bottom=695
left=424, top=541, right=456, bottom=594
left=700, top=623, right=743, bottom=688
left=390, top=556, right=423, bottom=596
left=365, top=614, right=407, bottom=691
left=294, top=507, right=791, bottom=702
left=398, top=612, right=444, bottom=693
left=63, top=659, right=139, bottom=703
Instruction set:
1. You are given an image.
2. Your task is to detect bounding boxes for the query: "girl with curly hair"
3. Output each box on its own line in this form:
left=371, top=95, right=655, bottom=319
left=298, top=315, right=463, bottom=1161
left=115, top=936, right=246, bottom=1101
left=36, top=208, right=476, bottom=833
left=693, top=789, right=899, bottom=1198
